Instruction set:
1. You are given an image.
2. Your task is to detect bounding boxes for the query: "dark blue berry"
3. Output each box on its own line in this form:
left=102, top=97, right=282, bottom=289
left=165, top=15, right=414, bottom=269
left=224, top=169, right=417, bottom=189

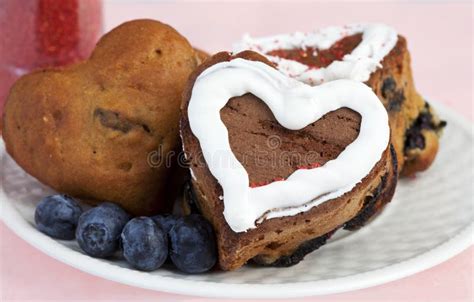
left=151, top=214, right=178, bottom=234
left=121, top=217, right=168, bottom=271
left=34, top=194, right=82, bottom=240
left=76, top=202, right=130, bottom=258
left=169, top=214, right=217, bottom=274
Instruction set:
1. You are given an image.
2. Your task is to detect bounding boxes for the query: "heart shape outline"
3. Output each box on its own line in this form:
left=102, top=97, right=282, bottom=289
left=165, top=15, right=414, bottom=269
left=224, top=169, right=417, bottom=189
left=233, top=23, right=397, bottom=85
left=188, top=58, right=389, bottom=232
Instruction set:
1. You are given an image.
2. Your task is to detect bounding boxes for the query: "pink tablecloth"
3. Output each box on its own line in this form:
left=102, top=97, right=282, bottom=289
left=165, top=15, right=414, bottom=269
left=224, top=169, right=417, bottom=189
left=1, top=1, right=472, bottom=301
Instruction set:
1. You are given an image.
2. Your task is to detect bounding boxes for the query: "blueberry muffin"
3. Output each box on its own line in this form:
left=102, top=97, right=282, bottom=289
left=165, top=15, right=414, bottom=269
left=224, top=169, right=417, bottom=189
left=2, top=19, right=200, bottom=215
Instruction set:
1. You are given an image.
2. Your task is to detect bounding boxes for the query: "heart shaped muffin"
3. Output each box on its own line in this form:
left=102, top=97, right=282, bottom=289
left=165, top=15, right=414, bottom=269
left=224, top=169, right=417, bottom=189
left=2, top=19, right=199, bottom=215
left=234, top=24, right=446, bottom=176
left=180, top=51, right=398, bottom=270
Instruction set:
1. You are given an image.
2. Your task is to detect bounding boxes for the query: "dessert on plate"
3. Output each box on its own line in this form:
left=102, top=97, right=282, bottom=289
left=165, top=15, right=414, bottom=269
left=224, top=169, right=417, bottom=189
left=2, top=19, right=445, bottom=274
left=2, top=19, right=200, bottom=215
left=233, top=23, right=446, bottom=176
left=180, top=51, right=398, bottom=270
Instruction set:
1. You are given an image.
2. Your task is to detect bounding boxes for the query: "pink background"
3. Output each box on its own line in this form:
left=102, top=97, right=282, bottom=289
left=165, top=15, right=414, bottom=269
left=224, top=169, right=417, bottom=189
left=1, top=1, right=472, bottom=301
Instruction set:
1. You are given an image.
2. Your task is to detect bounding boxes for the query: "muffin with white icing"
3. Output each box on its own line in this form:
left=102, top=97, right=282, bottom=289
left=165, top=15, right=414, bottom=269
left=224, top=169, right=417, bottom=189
left=180, top=51, right=398, bottom=270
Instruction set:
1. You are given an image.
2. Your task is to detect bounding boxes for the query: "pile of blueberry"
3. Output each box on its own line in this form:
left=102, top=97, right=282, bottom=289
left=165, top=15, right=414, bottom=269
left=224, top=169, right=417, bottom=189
left=35, top=194, right=217, bottom=273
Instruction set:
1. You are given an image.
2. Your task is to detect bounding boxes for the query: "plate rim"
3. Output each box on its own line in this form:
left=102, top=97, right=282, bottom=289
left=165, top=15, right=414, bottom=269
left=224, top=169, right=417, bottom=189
left=1, top=99, right=473, bottom=299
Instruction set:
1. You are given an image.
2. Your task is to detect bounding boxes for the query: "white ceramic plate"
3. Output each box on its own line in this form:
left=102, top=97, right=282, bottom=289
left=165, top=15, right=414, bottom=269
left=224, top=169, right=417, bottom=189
left=1, top=101, right=473, bottom=299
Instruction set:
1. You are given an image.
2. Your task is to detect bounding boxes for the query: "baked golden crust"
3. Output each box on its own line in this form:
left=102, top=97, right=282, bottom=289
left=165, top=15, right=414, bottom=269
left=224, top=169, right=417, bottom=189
left=400, top=103, right=445, bottom=177
left=2, top=19, right=198, bottom=215
left=365, top=36, right=445, bottom=176
left=180, top=51, right=397, bottom=270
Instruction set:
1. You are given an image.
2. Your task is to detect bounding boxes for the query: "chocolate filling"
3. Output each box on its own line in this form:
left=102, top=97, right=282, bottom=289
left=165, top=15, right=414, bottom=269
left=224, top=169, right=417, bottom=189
left=266, top=34, right=363, bottom=69
left=220, top=94, right=361, bottom=185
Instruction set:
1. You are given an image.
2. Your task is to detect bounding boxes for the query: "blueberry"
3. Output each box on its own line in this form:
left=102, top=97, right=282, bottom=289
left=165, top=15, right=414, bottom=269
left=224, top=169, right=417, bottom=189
left=121, top=217, right=168, bottom=271
left=381, top=77, right=396, bottom=98
left=169, top=214, right=217, bottom=274
left=34, top=194, right=82, bottom=240
left=76, top=202, right=130, bottom=258
left=151, top=214, right=178, bottom=234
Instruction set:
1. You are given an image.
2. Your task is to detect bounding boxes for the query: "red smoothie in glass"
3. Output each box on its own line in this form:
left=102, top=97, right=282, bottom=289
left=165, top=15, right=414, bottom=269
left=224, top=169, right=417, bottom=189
left=0, top=0, right=102, bottom=115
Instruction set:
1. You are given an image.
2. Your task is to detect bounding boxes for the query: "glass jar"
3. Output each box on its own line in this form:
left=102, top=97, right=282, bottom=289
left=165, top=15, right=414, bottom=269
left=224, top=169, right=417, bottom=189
left=0, top=0, right=103, bottom=114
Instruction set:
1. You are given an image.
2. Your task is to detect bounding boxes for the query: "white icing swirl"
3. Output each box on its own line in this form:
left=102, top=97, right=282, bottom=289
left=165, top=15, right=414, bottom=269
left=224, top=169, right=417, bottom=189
left=233, top=23, right=398, bottom=85
left=187, top=58, right=389, bottom=232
